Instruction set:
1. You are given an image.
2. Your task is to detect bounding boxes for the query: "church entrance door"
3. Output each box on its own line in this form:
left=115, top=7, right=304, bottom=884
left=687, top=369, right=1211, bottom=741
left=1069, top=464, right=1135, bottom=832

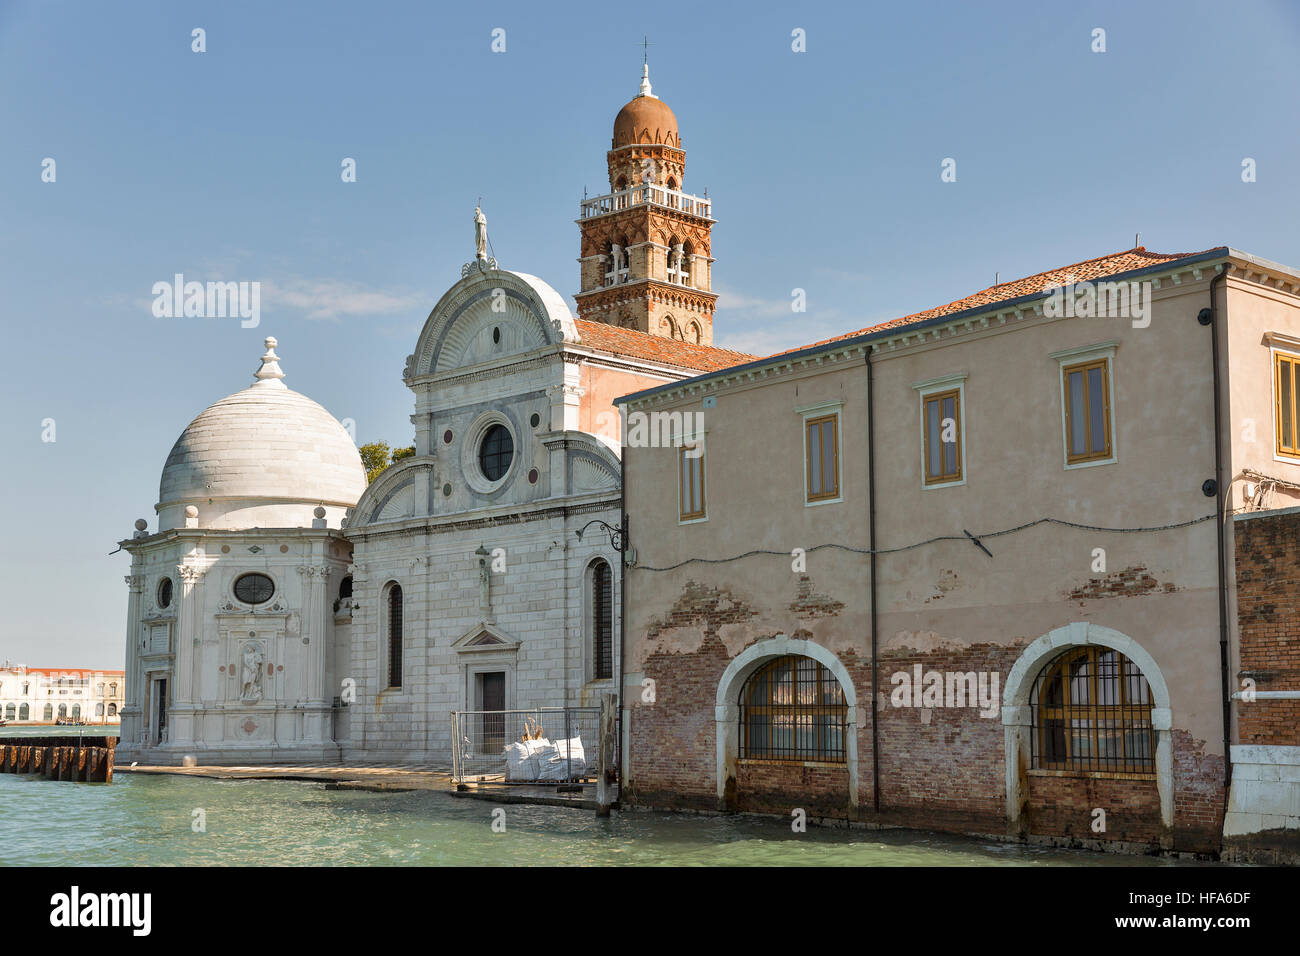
left=477, top=672, right=505, bottom=755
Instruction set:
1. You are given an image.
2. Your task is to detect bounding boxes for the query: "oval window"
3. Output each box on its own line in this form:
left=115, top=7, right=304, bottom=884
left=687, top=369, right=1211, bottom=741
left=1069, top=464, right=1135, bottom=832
left=156, top=577, right=173, bottom=609
left=478, top=424, right=514, bottom=482
left=234, top=573, right=275, bottom=605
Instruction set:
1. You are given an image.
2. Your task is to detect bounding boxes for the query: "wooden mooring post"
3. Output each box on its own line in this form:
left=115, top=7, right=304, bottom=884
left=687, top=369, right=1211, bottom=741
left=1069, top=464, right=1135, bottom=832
left=0, top=736, right=115, bottom=783
left=595, top=693, right=616, bottom=817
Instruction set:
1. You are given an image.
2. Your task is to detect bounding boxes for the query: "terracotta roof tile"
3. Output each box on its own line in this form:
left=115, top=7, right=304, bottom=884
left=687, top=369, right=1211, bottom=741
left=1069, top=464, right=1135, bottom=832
left=783, top=247, right=1221, bottom=354
left=573, top=319, right=755, bottom=372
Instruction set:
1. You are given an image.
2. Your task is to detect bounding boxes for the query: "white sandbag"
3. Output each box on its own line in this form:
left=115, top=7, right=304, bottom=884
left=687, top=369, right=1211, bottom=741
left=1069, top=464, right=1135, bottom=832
left=504, top=741, right=534, bottom=781
left=537, top=736, right=586, bottom=780
left=505, top=737, right=553, bottom=780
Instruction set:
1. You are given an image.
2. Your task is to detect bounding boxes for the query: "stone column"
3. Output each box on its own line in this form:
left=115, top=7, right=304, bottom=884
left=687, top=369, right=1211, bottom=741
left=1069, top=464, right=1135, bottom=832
left=120, top=574, right=146, bottom=748
left=171, top=563, right=205, bottom=746
left=298, top=564, right=329, bottom=705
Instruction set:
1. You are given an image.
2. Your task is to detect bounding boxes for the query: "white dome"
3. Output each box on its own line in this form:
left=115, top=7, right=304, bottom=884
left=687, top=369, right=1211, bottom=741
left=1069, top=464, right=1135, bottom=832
left=157, top=338, right=366, bottom=531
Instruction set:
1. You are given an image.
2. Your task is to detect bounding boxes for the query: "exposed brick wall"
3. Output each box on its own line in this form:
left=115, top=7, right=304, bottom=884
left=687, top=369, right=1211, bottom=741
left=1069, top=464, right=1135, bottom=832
left=1233, top=510, right=1300, bottom=746
left=1066, top=566, right=1178, bottom=601
left=1172, top=728, right=1226, bottom=853
left=735, top=762, right=850, bottom=817
left=626, top=632, right=730, bottom=809
left=627, top=578, right=1226, bottom=854
left=1026, top=774, right=1162, bottom=843
left=873, top=644, right=1010, bottom=835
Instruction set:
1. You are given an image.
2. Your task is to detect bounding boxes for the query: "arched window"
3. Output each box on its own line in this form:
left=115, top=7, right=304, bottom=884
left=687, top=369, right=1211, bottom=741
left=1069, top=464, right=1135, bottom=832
left=387, top=583, right=403, bottom=688
left=43, top=704, right=53, bottom=720
left=19, top=703, right=29, bottom=721
left=1031, top=646, right=1154, bottom=774
left=590, top=560, right=613, bottom=680
left=739, top=656, right=847, bottom=762
left=108, top=703, right=117, bottom=717
left=96, top=703, right=105, bottom=717
left=57, top=704, right=67, bottom=718
left=3, top=703, right=14, bottom=720
left=338, top=576, right=353, bottom=601
left=71, top=704, right=81, bottom=720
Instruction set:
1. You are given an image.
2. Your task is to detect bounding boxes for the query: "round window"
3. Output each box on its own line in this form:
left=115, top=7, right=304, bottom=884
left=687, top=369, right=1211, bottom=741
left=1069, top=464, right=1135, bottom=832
left=478, top=424, right=514, bottom=482
left=156, top=577, right=173, bottom=609
left=233, top=573, right=275, bottom=605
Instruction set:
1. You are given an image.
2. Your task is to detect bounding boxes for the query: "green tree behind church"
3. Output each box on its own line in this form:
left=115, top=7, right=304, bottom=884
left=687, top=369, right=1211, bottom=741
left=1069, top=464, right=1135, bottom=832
left=359, top=441, right=415, bottom=484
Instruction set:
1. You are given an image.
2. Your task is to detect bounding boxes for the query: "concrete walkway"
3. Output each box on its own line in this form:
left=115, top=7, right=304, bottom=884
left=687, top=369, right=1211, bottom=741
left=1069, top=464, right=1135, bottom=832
left=117, top=764, right=618, bottom=808
left=117, top=764, right=453, bottom=792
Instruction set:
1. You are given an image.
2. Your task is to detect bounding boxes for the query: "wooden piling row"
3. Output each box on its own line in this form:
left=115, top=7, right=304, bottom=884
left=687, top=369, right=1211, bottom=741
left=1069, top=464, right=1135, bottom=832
left=0, top=736, right=115, bottom=783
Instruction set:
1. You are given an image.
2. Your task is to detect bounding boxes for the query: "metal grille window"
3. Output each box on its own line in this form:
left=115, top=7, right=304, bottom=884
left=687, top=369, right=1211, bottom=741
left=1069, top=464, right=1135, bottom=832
left=479, top=424, right=514, bottom=481
left=739, top=656, right=847, bottom=763
left=1031, top=646, right=1154, bottom=774
left=388, top=584, right=403, bottom=689
left=592, top=560, right=613, bottom=680
left=233, top=573, right=275, bottom=605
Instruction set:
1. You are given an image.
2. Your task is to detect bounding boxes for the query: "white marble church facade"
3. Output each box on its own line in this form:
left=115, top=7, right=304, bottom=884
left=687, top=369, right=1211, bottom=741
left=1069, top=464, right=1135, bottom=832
left=340, top=264, right=630, bottom=762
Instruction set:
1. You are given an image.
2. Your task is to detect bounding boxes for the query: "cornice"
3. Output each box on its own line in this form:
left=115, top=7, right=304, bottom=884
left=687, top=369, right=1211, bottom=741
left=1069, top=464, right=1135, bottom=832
left=618, top=252, right=1242, bottom=409
left=575, top=281, right=717, bottom=310
left=622, top=343, right=870, bottom=410
left=344, top=495, right=619, bottom=543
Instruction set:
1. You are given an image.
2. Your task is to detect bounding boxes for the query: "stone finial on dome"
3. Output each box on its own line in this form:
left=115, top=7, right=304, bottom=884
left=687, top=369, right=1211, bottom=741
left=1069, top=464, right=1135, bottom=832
left=254, top=336, right=286, bottom=387
left=639, top=63, right=656, bottom=99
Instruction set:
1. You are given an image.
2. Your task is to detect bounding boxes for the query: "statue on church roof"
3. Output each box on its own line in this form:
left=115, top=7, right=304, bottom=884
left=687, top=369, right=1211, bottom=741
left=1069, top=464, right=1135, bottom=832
left=474, top=206, right=488, bottom=261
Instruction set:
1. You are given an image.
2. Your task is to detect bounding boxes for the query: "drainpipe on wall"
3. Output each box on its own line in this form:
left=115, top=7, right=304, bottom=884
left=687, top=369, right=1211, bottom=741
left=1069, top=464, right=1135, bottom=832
left=1201, top=264, right=1234, bottom=811
left=618, top=449, right=628, bottom=792
left=866, top=344, right=880, bottom=815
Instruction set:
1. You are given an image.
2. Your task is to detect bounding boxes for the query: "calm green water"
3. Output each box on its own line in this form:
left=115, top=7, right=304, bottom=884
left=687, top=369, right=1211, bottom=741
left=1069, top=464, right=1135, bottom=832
left=0, top=766, right=1209, bottom=866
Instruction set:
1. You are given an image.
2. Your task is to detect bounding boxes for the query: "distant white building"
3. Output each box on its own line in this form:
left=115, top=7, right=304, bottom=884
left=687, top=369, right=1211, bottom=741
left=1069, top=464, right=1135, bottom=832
left=0, top=666, right=125, bottom=724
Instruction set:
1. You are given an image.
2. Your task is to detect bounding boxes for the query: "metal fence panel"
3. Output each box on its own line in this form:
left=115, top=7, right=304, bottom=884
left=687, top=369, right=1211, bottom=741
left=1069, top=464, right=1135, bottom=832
left=451, top=707, right=616, bottom=785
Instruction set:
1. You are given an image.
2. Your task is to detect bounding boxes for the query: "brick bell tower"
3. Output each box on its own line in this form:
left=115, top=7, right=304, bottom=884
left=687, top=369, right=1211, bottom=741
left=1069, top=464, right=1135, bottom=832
left=575, top=64, right=718, bottom=345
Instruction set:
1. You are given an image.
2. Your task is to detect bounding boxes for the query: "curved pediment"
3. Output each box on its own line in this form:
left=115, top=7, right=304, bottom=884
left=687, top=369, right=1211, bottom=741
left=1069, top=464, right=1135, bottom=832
left=407, top=270, right=578, bottom=380
left=348, top=458, right=429, bottom=529
left=564, top=434, right=621, bottom=496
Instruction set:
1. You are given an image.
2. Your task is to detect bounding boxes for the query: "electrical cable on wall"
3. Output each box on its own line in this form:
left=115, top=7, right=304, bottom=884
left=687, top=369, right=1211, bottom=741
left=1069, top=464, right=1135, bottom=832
left=633, top=513, right=1218, bottom=573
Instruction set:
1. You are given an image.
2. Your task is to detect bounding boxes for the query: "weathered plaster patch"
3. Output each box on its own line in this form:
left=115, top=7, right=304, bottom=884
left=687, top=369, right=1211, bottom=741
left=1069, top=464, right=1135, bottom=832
left=644, top=580, right=759, bottom=640
left=789, top=575, right=845, bottom=618
left=923, top=569, right=960, bottom=604
left=1068, top=566, right=1177, bottom=601
left=883, top=629, right=964, bottom=654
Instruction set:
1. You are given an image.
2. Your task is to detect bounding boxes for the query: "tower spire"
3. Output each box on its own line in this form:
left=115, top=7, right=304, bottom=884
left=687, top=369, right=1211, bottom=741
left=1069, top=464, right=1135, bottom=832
left=639, top=35, right=656, bottom=98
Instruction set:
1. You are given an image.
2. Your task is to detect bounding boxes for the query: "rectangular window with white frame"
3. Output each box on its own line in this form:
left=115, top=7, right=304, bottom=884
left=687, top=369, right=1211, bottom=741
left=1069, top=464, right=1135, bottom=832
left=679, top=441, right=706, bottom=521
left=913, top=374, right=967, bottom=488
left=1274, top=349, right=1300, bottom=458
left=797, top=402, right=842, bottom=505
left=1051, top=342, right=1118, bottom=469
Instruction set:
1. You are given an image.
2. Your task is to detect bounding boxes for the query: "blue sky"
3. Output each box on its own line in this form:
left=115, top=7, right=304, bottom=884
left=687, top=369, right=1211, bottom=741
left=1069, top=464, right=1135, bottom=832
left=2, top=0, right=1298, bottom=667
